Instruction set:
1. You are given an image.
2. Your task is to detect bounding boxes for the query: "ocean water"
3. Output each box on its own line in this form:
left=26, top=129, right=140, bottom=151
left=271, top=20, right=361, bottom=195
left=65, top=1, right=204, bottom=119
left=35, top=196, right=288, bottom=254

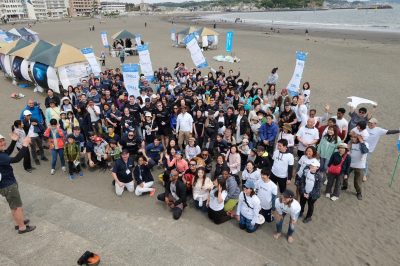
left=203, top=5, right=400, bottom=32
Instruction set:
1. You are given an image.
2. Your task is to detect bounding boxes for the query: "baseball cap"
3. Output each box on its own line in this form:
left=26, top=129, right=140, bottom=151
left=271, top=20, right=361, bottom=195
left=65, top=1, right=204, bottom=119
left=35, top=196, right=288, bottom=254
left=145, top=112, right=152, bottom=117
left=368, top=118, right=378, bottom=124
left=23, top=110, right=32, bottom=116
left=0, top=134, right=4, bottom=139
left=244, top=180, right=255, bottom=190
left=121, top=149, right=129, bottom=155
left=282, top=189, right=295, bottom=199
left=310, top=160, right=320, bottom=167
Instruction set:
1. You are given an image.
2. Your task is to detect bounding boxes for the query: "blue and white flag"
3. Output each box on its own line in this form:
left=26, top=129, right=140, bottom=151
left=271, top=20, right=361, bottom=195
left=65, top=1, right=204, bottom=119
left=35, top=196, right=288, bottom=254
left=137, top=44, right=154, bottom=81
left=81, top=47, right=101, bottom=76
left=100, top=32, right=109, bottom=48
left=287, top=51, right=308, bottom=96
left=184, top=33, right=208, bottom=69
left=135, top=34, right=141, bottom=46
left=171, top=29, right=176, bottom=42
left=122, top=64, right=140, bottom=97
left=226, top=31, right=234, bottom=53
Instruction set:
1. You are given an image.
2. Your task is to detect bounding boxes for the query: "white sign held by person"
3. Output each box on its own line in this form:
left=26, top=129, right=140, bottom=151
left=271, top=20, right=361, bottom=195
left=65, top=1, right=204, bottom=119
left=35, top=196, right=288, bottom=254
left=137, top=44, right=154, bottom=81
left=287, top=51, right=308, bottom=96
left=122, top=64, right=140, bottom=97
left=135, top=34, right=141, bottom=46
left=81, top=47, right=101, bottom=76
left=184, top=33, right=208, bottom=69
left=100, top=32, right=109, bottom=48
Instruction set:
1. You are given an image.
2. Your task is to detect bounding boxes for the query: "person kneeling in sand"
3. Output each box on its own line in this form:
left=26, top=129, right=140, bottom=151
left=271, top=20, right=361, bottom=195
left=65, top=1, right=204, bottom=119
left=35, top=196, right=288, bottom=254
left=273, top=189, right=301, bottom=243
left=133, top=156, right=156, bottom=197
left=112, top=149, right=135, bottom=196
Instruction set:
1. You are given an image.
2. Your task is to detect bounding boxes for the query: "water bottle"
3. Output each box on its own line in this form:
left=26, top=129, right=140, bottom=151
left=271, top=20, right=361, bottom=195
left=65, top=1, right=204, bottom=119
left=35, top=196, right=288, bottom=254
left=199, top=197, right=203, bottom=207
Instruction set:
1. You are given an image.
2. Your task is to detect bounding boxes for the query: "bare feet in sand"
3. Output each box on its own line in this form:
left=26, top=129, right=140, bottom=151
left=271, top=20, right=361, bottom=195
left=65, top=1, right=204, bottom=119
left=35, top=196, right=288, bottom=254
left=273, top=233, right=281, bottom=240
left=288, top=236, right=294, bottom=243
left=363, top=176, right=367, bottom=182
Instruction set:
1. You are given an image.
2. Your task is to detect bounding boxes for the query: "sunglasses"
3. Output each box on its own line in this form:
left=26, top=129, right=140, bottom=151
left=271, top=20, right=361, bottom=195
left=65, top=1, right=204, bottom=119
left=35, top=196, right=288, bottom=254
left=190, top=164, right=197, bottom=166
left=128, top=134, right=134, bottom=137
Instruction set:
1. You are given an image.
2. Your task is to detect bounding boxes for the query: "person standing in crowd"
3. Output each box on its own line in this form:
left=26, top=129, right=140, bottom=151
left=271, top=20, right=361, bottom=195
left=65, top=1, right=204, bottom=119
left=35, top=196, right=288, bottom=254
left=325, top=143, right=351, bottom=201
left=112, top=149, right=135, bottom=196
left=271, top=139, right=294, bottom=193
left=64, top=134, right=83, bottom=180
left=207, top=176, right=231, bottom=224
left=259, top=114, right=279, bottom=157
left=44, top=89, right=60, bottom=108
left=343, top=133, right=369, bottom=200
left=133, top=156, right=156, bottom=197
left=295, top=146, right=319, bottom=200
left=87, top=100, right=102, bottom=135
left=157, top=169, right=187, bottom=220
left=0, top=133, right=36, bottom=234
left=346, top=105, right=375, bottom=142
left=273, top=189, right=301, bottom=243
left=296, top=118, right=319, bottom=158
left=256, top=168, right=277, bottom=223
left=44, top=119, right=66, bottom=175
left=264, top=67, right=279, bottom=87
left=235, top=180, right=261, bottom=233
left=20, top=99, right=45, bottom=127
left=45, top=100, right=61, bottom=126
left=332, top=108, right=348, bottom=140
left=317, top=125, right=341, bottom=183
left=364, top=118, right=399, bottom=181
left=12, top=120, right=33, bottom=173
left=175, top=106, right=193, bottom=151
left=299, top=161, right=322, bottom=223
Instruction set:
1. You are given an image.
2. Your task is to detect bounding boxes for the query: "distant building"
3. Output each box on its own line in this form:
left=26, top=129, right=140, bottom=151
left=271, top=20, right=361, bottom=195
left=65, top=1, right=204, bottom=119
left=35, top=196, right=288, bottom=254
left=68, top=0, right=100, bottom=16
left=139, top=0, right=153, bottom=12
left=45, top=0, right=67, bottom=18
left=33, top=0, right=48, bottom=19
left=100, top=1, right=125, bottom=15
left=0, top=0, right=28, bottom=20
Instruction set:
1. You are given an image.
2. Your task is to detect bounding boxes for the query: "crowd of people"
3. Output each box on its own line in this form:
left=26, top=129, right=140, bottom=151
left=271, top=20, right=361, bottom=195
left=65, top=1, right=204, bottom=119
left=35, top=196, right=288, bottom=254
left=1, top=62, right=399, bottom=242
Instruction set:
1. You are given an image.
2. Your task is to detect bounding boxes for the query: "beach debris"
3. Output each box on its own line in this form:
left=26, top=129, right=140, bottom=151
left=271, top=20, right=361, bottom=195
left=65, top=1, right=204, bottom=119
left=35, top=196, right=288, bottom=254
left=213, top=55, right=240, bottom=63
left=10, top=92, right=25, bottom=99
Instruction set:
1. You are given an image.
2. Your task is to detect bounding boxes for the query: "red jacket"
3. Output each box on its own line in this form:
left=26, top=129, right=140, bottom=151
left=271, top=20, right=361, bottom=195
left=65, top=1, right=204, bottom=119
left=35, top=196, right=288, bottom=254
left=44, top=127, right=65, bottom=149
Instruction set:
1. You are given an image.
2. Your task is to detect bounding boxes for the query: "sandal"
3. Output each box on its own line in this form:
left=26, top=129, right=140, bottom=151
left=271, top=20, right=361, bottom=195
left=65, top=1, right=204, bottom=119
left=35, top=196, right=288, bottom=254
left=18, top=225, right=36, bottom=234
left=14, top=219, right=30, bottom=230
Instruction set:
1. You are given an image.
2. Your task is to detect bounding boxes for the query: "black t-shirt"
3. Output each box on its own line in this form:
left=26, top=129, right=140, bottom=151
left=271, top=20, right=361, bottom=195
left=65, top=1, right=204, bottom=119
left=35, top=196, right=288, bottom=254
left=125, top=103, right=142, bottom=123
left=120, top=136, right=142, bottom=155
left=113, top=158, right=134, bottom=183
left=194, top=116, right=205, bottom=136
left=154, top=108, right=169, bottom=126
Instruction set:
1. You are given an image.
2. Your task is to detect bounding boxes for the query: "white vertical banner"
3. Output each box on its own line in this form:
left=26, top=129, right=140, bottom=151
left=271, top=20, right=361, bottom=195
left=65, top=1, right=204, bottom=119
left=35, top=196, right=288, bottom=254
left=202, top=35, right=208, bottom=48
left=122, top=64, right=140, bottom=97
left=171, top=29, right=176, bottom=41
left=184, top=33, right=208, bottom=69
left=135, top=34, right=141, bottom=46
left=101, top=32, right=109, bottom=48
left=287, top=51, right=308, bottom=96
left=137, top=44, right=154, bottom=81
left=81, top=47, right=101, bottom=76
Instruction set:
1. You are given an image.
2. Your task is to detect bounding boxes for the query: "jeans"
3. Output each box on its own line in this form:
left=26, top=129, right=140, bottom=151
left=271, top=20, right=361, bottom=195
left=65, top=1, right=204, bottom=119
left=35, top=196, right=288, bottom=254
left=276, top=213, right=296, bottom=236
left=239, top=214, right=258, bottom=233
left=51, top=149, right=65, bottom=169
left=300, top=195, right=317, bottom=219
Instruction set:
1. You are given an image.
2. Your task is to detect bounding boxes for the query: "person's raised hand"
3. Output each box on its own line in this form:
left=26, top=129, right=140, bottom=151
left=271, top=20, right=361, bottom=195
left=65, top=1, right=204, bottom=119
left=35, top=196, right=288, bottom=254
left=22, top=136, right=31, bottom=147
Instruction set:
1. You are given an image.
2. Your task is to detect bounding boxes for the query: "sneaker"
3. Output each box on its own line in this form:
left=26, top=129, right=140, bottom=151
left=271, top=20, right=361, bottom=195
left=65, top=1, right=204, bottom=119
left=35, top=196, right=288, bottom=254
left=325, top=193, right=331, bottom=198
left=35, top=159, right=40, bottom=165
left=18, top=225, right=36, bottom=234
left=79, top=171, right=84, bottom=177
left=41, top=157, right=49, bottom=161
left=25, top=168, right=33, bottom=173
left=50, top=169, right=55, bottom=175
left=149, top=188, right=156, bottom=197
left=61, top=166, right=66, bottom=172
left=68, top=175, right=75, bottom=180
left=331, top=196, right=339, bottom=201
left=303, top=217, right=312, bottom=224
left=324, top=180, right=328, bottom=185
left=357, top=193, right=363, bottom=200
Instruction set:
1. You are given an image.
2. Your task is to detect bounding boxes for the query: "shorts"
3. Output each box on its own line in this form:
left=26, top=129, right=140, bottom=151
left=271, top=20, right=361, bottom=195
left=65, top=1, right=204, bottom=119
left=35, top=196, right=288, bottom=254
left=0, top=183, right=23, bottom=210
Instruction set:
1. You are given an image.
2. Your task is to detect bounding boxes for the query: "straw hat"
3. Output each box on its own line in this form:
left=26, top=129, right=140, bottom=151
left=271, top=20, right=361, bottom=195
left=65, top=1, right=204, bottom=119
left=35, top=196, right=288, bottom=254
left=337, top=143, right=348, bottom=150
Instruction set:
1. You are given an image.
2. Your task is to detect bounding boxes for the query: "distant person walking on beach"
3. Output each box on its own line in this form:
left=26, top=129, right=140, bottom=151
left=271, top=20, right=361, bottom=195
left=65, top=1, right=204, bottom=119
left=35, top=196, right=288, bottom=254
left=0, top=133, right=36, bottom=234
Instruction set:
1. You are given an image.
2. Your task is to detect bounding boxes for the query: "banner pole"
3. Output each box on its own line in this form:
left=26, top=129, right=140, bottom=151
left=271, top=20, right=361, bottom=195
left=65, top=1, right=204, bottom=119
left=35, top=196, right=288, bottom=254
left=389, top=154, right=400, bottom=188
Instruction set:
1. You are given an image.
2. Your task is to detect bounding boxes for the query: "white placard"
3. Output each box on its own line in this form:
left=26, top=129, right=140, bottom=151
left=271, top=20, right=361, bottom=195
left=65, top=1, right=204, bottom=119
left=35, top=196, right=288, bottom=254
left=137, top=44, right=154, bottom=81
left=81, top=47, right=101, bottom=76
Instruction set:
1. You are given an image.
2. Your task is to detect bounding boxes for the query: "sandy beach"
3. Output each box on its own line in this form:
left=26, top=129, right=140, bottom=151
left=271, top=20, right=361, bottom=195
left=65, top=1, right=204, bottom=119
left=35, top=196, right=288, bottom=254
left=1, top=15, right=400, bottom=265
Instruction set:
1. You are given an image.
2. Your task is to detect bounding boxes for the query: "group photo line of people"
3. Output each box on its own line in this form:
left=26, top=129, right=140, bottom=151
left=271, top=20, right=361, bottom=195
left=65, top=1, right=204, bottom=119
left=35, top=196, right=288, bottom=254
left=1, top=62, right=399, bottom=243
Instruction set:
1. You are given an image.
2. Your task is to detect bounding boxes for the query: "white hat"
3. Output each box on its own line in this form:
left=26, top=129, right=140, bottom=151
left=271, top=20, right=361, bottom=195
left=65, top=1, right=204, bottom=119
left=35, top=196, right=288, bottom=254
left=310, top=161, right=320, bottom=168
left=368, top=118, right=378, bottom=124
left=23, top=110, right=32, bottom=116
left=145, top=112, right=152, bottom=117
left=0, top=134, right=4, bottom=139
left=61, top=97, right=70, bottom=102
left=256, top=214, right=265, bottom=225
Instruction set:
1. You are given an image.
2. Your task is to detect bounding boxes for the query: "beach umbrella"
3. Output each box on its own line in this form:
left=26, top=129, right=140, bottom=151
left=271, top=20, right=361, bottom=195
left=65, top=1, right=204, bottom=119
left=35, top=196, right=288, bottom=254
left=29, top=42, right=87, bottom=68
left=112, top=30, right=136, bottom=40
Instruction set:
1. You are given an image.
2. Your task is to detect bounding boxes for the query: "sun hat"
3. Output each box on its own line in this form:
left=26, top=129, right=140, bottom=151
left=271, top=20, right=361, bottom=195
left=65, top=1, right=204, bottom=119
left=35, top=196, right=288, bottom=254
left=256, top=214, right=265, bottom=225
left=310, top=161, right=320, bottom=167
left=337, top=143, right=348, bottom=150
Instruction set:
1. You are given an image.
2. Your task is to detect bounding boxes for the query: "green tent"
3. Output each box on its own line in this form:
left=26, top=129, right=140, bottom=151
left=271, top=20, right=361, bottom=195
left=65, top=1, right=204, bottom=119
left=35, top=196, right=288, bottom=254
left=29, top=43, right=86, bottom=68
left=3, top=39, right=31, bottom=55
left=11, top=40, right=54, bottom=59
left=112, top=30, right=136, bottom=40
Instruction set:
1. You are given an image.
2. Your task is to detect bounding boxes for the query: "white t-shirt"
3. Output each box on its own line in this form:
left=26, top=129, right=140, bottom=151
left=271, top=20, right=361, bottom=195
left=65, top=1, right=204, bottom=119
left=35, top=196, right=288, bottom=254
left=87, top=105, right=101, bottom=122
left=236, top=192, right=261, bottom=223
left=242, top=168, right=261, bottom=183
left=271, top=150, right=294, bottom=178
left=350, top=142, right=369, bottom=169
left=256, top=179, right=278, bottom=210
left=304, top=170, right=316, bottom=194
left=276, top=132, right=295, bottom=149
left=350, top=128, right=369, bottom=142
left=332, top=116, right=349, bottom=135
left=296, top=104, right=308, bottom=123
left=209, top=188, right=227, bottom=211
left=275, top=198, right=301, bottom=221
left=296, top=126, right=319, bottom=152
left=366, top=127, right=388, bottom=153
left=297, top=156, right=319, bottom=177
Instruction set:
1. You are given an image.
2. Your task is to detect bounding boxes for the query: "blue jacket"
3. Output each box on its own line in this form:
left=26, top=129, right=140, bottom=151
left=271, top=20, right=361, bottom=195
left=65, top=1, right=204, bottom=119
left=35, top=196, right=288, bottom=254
left=20, top=105, right=44, bottom=124
left=259, top=122, right=278, bottom=143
